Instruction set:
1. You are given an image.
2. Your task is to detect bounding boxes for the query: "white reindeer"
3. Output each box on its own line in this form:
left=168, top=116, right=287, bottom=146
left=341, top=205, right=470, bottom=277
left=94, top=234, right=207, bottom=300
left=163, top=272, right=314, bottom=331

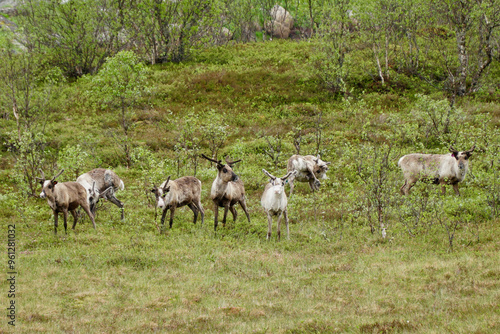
left=398, top=145, right=475, bottom=195
left=77, top=168, right=125, bottom=219
left=261, top=169, right=296, bottom=241
left=287, top=154, right=331, bottom=195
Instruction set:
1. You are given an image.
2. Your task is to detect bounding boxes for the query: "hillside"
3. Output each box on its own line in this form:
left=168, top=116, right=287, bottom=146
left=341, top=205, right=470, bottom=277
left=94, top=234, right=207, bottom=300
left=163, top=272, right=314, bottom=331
left=1, top=39, right=499, bottom=333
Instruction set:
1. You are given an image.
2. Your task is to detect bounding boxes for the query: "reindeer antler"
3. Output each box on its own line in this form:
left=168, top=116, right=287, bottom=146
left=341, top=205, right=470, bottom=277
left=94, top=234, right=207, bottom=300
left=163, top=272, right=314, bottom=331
left=37, top=169, right=46, bottom=182
left=51, top=169, right=65, bottom=182
left=225, top=156, right=241, bottom=167
left=163, top=176, right=171, bottom=191
left=201, top=154, right=221, bottom=165
left=467, top=145, right=476, bottom=153
left=449, top=146, right=458, bottom=153
left=282, top=170, right=296, bottom=181
left=262, top=169, right=276, bottom=180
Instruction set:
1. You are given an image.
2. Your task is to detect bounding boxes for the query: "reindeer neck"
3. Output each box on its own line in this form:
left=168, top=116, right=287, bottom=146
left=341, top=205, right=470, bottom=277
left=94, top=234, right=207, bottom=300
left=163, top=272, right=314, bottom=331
left=213, top=176, right=230, bottom=198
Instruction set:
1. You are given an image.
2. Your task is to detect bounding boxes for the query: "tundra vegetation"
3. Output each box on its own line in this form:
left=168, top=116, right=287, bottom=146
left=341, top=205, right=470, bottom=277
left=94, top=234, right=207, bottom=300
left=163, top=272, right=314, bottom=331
left=1, top=0, right=500, bottom=332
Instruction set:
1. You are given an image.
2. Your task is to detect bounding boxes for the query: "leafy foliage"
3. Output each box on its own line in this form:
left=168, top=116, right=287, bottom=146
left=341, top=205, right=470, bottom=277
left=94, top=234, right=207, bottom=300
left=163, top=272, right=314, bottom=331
left=0, top=4, right=499, bottom=331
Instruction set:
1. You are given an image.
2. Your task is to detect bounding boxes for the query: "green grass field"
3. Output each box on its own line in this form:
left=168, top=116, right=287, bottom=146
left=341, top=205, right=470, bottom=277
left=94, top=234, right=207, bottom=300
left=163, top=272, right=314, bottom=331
left=1, top=40, right=500, bottom=333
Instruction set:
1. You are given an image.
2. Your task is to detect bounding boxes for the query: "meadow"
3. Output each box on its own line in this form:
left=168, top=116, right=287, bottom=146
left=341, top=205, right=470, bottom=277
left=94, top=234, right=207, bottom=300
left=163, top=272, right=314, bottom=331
left=1, top=40, right=499, bottom=333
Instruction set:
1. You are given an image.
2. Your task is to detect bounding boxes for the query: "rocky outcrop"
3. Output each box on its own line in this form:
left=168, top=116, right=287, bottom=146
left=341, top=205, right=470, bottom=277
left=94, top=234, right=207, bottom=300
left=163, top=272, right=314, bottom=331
left=0, top=0, right=18, bottom=15
left=0, top=15, right=17, bottom=32
left=264, top=5, right=294, bottom=39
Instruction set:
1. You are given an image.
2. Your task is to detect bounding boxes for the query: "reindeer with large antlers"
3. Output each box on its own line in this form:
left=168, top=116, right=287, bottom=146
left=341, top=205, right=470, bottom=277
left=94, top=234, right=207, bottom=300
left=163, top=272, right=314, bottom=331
left=38, top=169, right=96, bottom=234
left=201, top=154, right=251, bottom=231
left=398, top=145, right=476, bottom=195
left=261, top=169, right=296, bottom=241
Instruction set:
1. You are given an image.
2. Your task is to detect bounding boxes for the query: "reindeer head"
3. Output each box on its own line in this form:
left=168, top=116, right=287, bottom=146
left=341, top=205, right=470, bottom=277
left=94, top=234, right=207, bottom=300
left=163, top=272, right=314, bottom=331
left=151, top=176, right=171, bottom=209
left=450, top=145, right=475, bottom=171
left=201, top=154, right=240, bottom=182
left=87, top=181, right=102, bottom=213
left=37, top=169, right=64, bottom=199
left=263, top=169, right=296, bottom=195
left=450, top=145, right=475, bottom=161
left=313, top=155, right=331, bottom=176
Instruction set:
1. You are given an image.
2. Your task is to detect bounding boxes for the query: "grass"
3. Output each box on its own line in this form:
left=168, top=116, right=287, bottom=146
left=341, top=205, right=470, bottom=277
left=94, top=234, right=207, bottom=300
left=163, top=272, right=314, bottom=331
left=1, top=39, right=500, bottom=332
left=10, top=206, right=500, bottom=333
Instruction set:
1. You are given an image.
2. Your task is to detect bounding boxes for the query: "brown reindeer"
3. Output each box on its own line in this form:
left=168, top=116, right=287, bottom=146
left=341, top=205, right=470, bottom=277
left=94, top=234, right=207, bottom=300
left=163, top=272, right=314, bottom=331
left=201, top=154, right=251, bottom=231
left=38, top=169, right=96, bottom=234
left=151, top=176, right=205, bottom=232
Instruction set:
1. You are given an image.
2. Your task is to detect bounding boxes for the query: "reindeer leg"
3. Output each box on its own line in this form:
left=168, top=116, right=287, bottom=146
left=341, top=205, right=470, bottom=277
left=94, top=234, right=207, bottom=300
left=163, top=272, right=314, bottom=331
left=53, top=211, right=59, bottom=235
left=284, top=209, right=290, bottom=240
left=267, top=212, right=273, bottom=240
left=213, top=202, right=219, bottom=231
left=169, top=206, right=176, bottom=229
left=160, top=208, right=168, bottom=234
left=402, top=178, right=417, bottom=195
left=239, top=198, right=251, bottom=223
left=400, top=180, right=408, bottom=195
left=196, top=200, right=205, bottom=226
left=222, top=204, right=230, bottom=227
left=62, top=209, right=68, bottom=234
left=307, top=165, right=320, bottom=190
left=453, top=183, right=460, bottom=196
left=439, top=181, right=447, bottom=195
left=188, top=203, right=198, bottom=224
left=70, top=210, right=78, bottom=230
left=107, top=194, right=124, bottom=220
left=81, top=202, right=96, bottom=229
left=308, top=179, right=316, bottom=192
left=229, top=206, right=238, bottom=222
left=277, top=212, right=283, bottom=242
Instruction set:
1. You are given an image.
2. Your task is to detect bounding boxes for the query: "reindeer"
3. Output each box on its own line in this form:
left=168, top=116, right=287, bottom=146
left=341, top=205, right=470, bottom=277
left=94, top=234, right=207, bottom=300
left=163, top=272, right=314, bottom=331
left=398, top=146, right=475, bottom=195
left=76, top=168, right=125, bottom=219
left=151, top=176, right=205, bottom=232
left=287, top=154, right=331, bottom=196
left=261, top=169, right=296, bottom=241
left=201, top=154, right=251, bottom=231
left=38, top=169, right=96, bottom=234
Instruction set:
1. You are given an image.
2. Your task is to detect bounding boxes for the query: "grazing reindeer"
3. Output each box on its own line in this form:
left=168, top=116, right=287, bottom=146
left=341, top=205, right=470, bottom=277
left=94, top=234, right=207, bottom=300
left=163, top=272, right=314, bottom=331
left=287, top=154, right=331, bottom=195
left=77, top=168, right=125, bottom=219
left=261, top=169, right=296, bottom=241
left=151, top=175, right=205, bottom=232
left=201, top=154, right=251, bottom=231
left=398, top=145, right=475, bottom=195
left=38, top=169, right=96, bottom=234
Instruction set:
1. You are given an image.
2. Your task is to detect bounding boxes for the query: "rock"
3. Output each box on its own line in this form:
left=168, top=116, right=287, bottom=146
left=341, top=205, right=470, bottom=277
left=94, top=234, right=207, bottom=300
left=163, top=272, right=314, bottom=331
left=264, top=5, right=294, bottom=39
left=0, top=15, right=17, bottom=32
left=0, top=0, right=18, bottom=15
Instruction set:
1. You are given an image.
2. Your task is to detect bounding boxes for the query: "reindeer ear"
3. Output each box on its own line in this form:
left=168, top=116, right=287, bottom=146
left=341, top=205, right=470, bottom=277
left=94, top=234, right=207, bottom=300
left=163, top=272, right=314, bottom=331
left=53, top=181, right=58, bottom=185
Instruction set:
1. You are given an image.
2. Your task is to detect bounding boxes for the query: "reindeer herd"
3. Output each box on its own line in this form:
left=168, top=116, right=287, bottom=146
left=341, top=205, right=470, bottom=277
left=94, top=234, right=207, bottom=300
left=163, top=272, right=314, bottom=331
left=38, top=146, right=475, bottom=239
